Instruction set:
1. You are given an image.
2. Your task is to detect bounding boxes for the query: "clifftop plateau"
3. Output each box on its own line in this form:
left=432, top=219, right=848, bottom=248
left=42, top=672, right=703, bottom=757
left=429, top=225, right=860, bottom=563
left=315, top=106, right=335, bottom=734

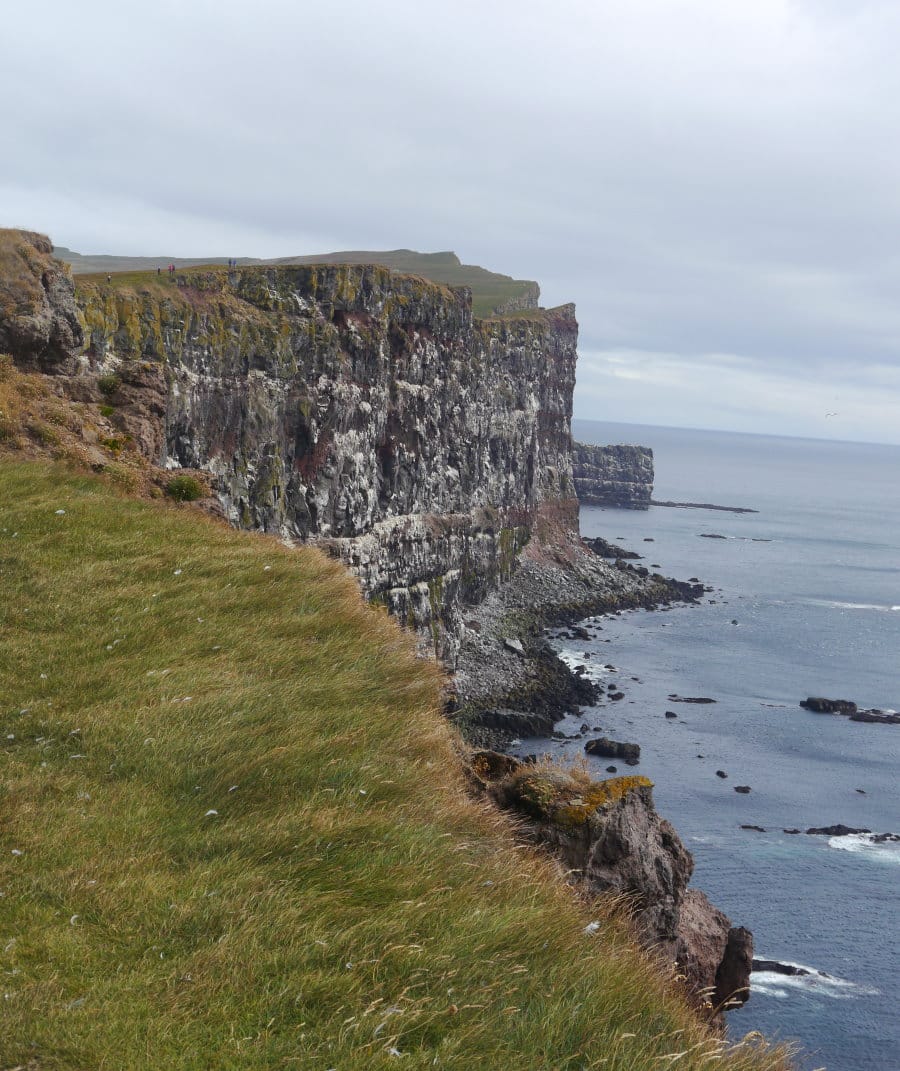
left=54, top=245, right=539, bottom=319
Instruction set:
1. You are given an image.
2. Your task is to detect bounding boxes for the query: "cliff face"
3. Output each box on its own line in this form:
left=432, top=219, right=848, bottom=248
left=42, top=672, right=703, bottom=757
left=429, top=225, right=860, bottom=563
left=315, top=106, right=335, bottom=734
left=70, top=265, right=578, bottom=661
left=572, top=442, right=653, bottom=509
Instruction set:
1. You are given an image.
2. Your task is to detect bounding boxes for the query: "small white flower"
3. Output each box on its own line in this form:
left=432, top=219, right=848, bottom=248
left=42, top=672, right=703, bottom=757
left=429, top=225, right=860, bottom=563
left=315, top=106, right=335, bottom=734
left=173, top=569, right=182, bottom=576
left=583, top=921, right=601, bottom=936
left=264, top=565, right=272, bottom=571
left=204, top=809, right=218, bottom=818
left=55, top=509, right=66, bottom=515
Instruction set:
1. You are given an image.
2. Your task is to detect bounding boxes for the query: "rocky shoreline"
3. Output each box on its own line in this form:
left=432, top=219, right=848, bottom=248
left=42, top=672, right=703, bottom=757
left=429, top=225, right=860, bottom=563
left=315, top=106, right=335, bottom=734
left=450, top=537, right=704, bottom=746
left=449, top=536, right=754, bottom=1014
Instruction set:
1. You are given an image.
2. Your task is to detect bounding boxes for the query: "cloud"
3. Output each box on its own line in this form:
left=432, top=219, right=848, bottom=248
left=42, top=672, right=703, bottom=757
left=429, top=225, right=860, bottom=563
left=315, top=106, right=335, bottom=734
left=2, top=1, right=900, bottom=441
left=576, top=346, right=900, bottom=444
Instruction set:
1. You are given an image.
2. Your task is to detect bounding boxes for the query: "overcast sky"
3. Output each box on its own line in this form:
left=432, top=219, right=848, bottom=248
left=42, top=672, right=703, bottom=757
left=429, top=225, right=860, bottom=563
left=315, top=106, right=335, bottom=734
left=4, top=1, right=900, bottom=444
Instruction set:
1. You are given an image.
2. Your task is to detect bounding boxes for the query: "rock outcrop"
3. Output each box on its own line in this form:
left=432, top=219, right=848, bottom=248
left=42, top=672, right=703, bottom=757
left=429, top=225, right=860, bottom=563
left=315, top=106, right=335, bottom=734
left=470, top=753, right=752, bottom=1011
left=800, top=697, right=900, bottom=724
left=584, top=736, right=641, bottom=765
left=0, top=230, right=83, bottom=371
left=572, top=442, right=653, bottom=509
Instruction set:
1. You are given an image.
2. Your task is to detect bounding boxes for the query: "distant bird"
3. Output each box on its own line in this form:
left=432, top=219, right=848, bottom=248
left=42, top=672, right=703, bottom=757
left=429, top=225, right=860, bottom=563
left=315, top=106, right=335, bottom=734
left=824, top=411, right=838, bottom=417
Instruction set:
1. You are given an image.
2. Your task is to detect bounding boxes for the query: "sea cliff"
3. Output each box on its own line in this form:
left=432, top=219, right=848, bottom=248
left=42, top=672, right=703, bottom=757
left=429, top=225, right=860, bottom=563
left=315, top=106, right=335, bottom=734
left=0, top=230, right=753, bottom=1012
left=573, top=441, right=654, bottom=508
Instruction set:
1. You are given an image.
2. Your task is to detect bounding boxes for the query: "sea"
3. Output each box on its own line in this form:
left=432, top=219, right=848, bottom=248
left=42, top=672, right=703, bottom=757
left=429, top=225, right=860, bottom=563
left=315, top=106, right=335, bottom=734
left=528, top=419, right=900, bottom=1071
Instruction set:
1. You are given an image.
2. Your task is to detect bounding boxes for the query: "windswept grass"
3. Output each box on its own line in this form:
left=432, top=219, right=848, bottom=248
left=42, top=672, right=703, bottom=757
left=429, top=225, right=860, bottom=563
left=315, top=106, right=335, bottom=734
left=0, top=462, right=791, bottom=1070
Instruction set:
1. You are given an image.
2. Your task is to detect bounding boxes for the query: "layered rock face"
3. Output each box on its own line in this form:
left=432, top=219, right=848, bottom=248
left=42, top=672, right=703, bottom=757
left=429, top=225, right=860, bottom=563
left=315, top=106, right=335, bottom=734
left=12, top=241, right=578, bottom=662
left=572, top=442, right=653, bottom=508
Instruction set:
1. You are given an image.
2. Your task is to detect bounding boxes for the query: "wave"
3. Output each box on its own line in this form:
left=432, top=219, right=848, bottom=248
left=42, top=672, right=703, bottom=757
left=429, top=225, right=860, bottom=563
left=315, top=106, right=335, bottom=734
left=804, top=599, right=900, bottom=613
left=827, top=833, right=900, bottom=866
left=752, top=960, right=879, bottom=1000
left=556, top=648, right=611, bottom=683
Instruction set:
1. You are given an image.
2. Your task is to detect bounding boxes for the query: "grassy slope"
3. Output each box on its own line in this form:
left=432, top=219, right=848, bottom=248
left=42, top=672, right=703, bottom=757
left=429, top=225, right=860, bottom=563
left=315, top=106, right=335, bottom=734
left=58, top=247, right=535, bottom=319
left=0, top=462, right=788, bottom=1071
left=274, top=252, right=536, bottom=319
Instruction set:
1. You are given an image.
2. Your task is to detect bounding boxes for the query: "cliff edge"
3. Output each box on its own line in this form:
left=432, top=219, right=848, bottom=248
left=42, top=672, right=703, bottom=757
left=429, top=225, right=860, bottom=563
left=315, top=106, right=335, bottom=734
left=0, top=230, right=755, bottom=1017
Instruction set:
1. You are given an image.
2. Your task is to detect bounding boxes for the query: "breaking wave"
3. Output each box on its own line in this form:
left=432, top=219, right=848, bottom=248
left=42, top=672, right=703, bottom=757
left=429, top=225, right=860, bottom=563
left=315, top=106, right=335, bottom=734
left=827, top=833, right=900, bottom=866
left=752, top=960, right=880, bottom=1001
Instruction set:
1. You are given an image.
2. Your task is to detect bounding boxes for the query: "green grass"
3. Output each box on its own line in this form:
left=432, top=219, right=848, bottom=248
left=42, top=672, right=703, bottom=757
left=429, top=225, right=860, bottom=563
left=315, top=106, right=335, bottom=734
left=274, top=251, right=537, bottom=318
left=64, top=248, right=537, bottom=319
left=0, top=462, right=790, bottom=1070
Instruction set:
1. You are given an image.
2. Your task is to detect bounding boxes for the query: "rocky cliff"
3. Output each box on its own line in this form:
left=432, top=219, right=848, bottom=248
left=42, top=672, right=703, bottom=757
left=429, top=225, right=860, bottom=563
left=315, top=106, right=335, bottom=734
left=573, top=442, right=654, bottom=508
left=0, top=230, right=693, bottom=687
left=1, top=230, right=594, bottom=663
left=73, top=267, right=580, bottom=663
left=0, top=230, right=753, bottom=1015
left=471, top=752, right=753, bottom=1012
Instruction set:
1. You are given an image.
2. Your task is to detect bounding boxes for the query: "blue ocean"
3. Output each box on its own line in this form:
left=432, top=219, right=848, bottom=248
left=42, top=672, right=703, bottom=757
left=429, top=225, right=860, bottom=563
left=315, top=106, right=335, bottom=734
left=534, top=419, right=900, bottom=1071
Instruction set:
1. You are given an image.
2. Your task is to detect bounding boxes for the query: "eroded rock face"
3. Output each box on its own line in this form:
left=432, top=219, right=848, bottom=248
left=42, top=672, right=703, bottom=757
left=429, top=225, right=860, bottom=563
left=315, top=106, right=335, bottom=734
left=472, top=754, right=752, bottom=1011
left=572, top=442, right=653, bottom=509
left=70, top=265, right=581, bottom=661
left=0, top=230, right=83, bottom=370
left=677, top=890, right=753, bottom=1008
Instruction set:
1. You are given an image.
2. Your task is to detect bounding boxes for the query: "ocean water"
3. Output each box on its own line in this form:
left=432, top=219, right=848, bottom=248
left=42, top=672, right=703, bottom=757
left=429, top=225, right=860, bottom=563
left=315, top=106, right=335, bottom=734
left=535, top=420, right=900, bottom=1071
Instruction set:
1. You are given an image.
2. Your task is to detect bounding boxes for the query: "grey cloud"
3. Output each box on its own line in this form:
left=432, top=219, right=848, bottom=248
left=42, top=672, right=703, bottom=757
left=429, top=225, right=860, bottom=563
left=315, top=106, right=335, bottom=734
left=3, top=0, right=900, bottom=441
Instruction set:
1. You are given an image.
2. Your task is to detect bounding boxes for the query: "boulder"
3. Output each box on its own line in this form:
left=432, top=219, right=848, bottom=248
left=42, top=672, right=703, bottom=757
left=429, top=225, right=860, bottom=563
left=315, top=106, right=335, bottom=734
left=800, top=697, right=857, bottom=715
left=585, top=737, right=640, bottom=765
left=806, top=824, right=870, bottom=836
left=752, top=959, right=811, bottom=977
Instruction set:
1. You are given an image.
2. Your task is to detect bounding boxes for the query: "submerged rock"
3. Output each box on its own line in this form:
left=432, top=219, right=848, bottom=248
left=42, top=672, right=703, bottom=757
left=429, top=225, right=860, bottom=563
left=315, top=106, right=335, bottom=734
left=800, top=697, right=899, bottom=723
left=752, top=958, right=813, bottom=977
left=805, top=824, right=870, bottom=836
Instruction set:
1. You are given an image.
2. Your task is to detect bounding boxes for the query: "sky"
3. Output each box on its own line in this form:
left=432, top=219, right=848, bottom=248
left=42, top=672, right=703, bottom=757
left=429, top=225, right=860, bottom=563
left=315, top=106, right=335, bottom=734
left=3, top=0, right=900, bottom=444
